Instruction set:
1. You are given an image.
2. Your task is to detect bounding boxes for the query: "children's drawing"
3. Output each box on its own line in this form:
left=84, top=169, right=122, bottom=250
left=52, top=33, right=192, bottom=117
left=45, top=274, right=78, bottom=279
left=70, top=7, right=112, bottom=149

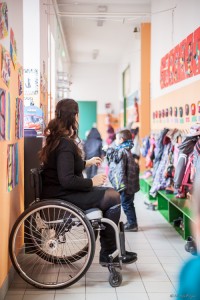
left=1, top=47, right=11, bottom=87
left=185, top=33, right=193, bottom=77
left=0, top=2, right=8, bottom=39
left=16, top=98, right=23, bottom=139
left=10, top=28, right=17, bottom=68
left=0, top=88, right=10, bottom=140
left=7, top=143, right=19, bottom=192
left=18, top=67, right=23, bottom=96
left=0, top=88, right=5, bottom=140
left=193, top=27, right=200, bottom=75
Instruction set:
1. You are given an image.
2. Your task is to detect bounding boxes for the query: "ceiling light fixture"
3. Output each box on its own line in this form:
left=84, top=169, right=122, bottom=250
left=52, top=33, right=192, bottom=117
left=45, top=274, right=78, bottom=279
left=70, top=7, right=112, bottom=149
left=133, top=26, right=139, bottom=33
left=92, top=49, right=99, bottom=60
left=97, top=5, right=107, bottom=27
left=133, top=26, right=140, bottom=39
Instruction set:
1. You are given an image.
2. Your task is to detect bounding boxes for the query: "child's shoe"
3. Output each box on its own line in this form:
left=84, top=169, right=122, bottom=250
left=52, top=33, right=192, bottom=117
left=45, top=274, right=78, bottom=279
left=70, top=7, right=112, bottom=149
left=124, top=223, right=138, bottom=232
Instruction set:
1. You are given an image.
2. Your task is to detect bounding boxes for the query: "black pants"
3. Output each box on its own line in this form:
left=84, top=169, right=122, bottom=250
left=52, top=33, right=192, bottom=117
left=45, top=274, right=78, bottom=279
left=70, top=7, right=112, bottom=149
left=54, top=187, right=121, bottom=253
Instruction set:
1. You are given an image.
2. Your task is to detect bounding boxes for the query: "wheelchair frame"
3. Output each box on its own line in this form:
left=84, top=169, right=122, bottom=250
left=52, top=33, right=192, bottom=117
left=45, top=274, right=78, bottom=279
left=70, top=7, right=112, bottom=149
left=9, top=168, right=126, bottom=289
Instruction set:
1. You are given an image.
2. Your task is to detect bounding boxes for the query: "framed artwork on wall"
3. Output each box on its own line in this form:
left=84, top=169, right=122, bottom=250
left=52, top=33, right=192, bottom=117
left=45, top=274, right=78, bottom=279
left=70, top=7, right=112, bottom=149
left=0, top=88, right=10, bottom=140
left=7, top=143, right=18, bottom=192
left=1, top=47, right=11, bottom=87
left=0, top=2, right=8, bottom=40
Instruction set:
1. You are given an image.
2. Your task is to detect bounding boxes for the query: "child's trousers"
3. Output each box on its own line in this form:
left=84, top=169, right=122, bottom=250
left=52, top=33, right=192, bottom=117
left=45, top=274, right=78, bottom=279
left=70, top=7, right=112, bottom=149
left=120, top=191, right=137, bottom=226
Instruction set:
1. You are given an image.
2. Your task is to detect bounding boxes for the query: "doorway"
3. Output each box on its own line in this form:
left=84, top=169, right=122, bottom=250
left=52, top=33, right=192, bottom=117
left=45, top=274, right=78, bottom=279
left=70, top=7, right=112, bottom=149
left=78, top=101, right=97, bottom=140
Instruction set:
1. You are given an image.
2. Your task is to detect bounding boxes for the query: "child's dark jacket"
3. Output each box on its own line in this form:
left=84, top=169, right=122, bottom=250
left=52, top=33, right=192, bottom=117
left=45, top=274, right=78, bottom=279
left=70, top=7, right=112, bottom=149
left=106, top=141, right=140, bottom=195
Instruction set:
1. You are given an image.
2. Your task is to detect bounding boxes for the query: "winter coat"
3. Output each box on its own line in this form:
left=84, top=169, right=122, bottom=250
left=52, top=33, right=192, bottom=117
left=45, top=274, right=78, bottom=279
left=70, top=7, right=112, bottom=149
left=83, top=128, right=103, bottom=159
left=106, top=142, right=140, bottom=195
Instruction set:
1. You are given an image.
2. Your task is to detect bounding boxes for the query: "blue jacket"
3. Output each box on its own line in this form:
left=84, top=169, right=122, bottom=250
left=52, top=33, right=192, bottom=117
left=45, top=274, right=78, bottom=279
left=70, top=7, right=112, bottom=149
left=176, top=255, right=200, bottom=300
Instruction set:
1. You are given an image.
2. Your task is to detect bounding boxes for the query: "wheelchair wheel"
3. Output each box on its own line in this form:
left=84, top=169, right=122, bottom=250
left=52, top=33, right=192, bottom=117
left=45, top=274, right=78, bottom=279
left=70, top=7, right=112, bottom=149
left=109, top=271, right=122, bottom=287
left=29, top=204, right=98, bottom=264
left=9, top=200, right=95, bottom=289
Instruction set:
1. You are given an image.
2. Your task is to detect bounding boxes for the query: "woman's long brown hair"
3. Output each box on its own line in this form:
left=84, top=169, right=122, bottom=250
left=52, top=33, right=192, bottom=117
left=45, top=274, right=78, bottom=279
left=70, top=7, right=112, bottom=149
left=39, top=99, right=81, bottom=163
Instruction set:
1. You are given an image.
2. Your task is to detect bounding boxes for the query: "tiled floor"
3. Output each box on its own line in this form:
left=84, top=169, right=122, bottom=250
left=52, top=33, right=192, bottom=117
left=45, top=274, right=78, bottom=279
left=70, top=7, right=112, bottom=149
left=5, top=189, right=191, bottom=300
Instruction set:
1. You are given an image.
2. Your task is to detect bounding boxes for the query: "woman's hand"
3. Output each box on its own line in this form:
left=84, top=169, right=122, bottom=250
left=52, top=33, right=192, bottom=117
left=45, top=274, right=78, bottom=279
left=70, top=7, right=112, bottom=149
left=86, top=157, right=102, bottom=167
left=92, top=174, right=107, bottom=186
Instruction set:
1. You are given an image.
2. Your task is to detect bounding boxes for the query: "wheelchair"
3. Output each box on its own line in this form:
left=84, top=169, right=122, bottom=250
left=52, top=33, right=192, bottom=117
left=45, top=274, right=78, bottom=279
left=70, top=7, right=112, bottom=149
left=9, top=168, right=127, bottom=289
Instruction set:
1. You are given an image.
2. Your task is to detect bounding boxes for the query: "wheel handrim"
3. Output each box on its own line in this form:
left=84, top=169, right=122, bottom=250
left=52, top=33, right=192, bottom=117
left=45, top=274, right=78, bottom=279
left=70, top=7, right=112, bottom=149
left=10, top=203, right=94, bottom=288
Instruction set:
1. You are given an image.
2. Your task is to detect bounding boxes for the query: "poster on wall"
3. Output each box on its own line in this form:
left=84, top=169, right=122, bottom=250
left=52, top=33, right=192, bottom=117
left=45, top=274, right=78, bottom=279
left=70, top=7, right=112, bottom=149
left=0, top=89, right=10, bottom=140
left=174, top=44, right=180, bottom=83
left=160, top=26, right=200, bottom=89
left=163, top=54, right=169, bottom=87
left=24, top=106, right=44, bottom=136
left=179, top=39, right=186, bottom=81
left=168, top=49, right=174, bottom=85
left=16, top=98, right=23, bottom=139
left=160, top=56, right=166, bottom=88
left=193, top=27, right=200, bottom=75
left=24, top=69, right=39, bottom=95
left=18, top=67, right=23, bottom=96
left=10, top=28, right=17, bottom=68
left=7, top=143, right=18, bottom=192
left=185, top=33, right=193, bottom=77
left=0, top=88, right=5, bottom=140
left=0, top=2, right=8, bottom=40
left=1, top=47, right=11, bottom=87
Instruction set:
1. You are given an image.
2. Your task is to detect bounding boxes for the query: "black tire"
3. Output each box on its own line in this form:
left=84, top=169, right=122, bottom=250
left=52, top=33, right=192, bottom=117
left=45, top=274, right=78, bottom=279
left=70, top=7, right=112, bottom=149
left=9, top=200, right=95, bottom=289
left=119, top=222, right=126, bottom=256
left=109, top=272, right=122, bottom=287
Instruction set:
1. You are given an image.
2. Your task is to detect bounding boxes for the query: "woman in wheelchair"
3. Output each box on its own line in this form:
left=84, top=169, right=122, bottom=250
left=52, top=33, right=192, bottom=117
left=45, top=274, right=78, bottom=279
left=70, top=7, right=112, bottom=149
left=39, top=98, right=137, bottom=266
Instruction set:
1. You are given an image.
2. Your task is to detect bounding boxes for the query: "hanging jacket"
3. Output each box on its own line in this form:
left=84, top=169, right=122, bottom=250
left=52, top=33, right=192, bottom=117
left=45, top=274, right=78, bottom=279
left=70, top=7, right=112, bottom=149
left=131, top=134, right=140, bottom=159
left=141, top=136, right=150, bottom=157
left=174, top=136, right=197, bottom=189
left=106, top=140, right=140, bottom=195
left=152, top=128, right=169, bottom=178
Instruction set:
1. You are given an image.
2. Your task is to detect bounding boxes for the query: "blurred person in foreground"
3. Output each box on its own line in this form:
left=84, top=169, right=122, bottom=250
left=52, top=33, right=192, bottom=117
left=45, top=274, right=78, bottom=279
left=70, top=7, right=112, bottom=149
left=176, top=173, right=200, bottom=300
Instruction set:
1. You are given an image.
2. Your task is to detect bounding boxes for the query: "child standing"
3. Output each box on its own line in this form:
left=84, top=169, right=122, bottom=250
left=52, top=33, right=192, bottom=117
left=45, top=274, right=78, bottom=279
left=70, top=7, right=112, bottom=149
left=106, top=129, right=140, bottom=231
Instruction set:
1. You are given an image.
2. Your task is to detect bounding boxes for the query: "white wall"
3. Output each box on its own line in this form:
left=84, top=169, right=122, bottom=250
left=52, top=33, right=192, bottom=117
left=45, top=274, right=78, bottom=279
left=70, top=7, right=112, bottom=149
left=40, top=0, right=48, bottom=77
left=118, top=36, right=141, bottom=109
left=1, top=0, right=23, bottom=64
left=23, top=0, right=39, bottom=70
left=151, top=0, right=200, bottom=99
left=70, top=63, right=119, bottom=114
left=70, top=35, right=141, bottom=116
left=46, top=0, right=71, bottom=109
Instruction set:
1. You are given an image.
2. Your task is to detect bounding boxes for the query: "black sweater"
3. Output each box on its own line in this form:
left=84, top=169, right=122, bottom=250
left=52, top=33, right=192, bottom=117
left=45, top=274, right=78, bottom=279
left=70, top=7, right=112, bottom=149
left=41, top=138, right=93, bottom=199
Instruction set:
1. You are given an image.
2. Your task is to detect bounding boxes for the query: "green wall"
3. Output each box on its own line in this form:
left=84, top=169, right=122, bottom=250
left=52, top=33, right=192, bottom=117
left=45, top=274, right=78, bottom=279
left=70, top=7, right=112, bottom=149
left=78, top=101, right=97, bottom=140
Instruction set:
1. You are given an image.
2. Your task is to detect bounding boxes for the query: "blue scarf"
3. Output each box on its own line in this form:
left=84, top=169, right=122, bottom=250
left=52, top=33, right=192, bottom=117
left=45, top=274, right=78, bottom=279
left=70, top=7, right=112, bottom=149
left=116, top=139, right=134, bottom=150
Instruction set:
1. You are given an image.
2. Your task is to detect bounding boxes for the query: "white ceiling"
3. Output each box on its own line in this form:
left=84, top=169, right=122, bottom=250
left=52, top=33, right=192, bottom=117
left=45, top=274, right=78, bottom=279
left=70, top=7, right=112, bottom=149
left=55, top=0, right=151, bottom=64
